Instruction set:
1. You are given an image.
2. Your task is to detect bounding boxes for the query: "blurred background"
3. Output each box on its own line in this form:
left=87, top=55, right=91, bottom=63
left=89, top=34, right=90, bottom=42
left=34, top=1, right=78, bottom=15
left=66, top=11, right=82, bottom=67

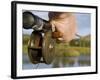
left=22, top=11, right=91, bottom=69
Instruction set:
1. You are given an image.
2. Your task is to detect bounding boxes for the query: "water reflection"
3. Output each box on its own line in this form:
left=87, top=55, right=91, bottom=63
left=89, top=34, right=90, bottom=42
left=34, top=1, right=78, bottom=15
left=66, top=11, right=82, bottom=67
left=23, top=53, right=90, bottom=69
left=52, top=56, right=90, bottom=68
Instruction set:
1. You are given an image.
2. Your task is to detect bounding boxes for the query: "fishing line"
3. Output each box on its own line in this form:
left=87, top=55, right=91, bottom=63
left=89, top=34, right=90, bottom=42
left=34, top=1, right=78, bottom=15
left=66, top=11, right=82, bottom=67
left=35, top=63, right=40, bottom=69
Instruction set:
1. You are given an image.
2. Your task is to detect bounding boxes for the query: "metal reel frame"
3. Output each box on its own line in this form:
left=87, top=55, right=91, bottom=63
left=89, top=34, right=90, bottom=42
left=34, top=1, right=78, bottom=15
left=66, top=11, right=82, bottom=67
left=28, top=30, right=56, bottom=64
left=28, top=31, right=42, bottom=64
left=42, top=30, right=56, bottom=64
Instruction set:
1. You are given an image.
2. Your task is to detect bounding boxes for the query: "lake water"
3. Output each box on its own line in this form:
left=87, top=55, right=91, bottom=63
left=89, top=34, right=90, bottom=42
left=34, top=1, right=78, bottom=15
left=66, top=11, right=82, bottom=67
left=22, top=54, right=90, bottom=69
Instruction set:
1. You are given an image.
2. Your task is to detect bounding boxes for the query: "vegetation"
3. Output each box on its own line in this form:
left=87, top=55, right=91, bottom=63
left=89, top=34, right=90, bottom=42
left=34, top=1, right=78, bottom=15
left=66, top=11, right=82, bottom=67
left=63, top=48, right=80, bottom=57
left=70, top=34, right=91, bottom=47
left=23, top=44, right=28, bottom=54
left=55, top=43, right=90, bottom=57
left=23, top=34, right=91, bottom=57
left=23, top=34, right=30, bottom=45
left=23, top=34, right=30, bottom=54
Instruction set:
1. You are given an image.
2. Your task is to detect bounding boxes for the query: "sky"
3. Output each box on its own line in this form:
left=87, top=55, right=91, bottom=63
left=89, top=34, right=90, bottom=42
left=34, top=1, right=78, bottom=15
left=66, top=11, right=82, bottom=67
left=23, top=11, right=91, bottom=36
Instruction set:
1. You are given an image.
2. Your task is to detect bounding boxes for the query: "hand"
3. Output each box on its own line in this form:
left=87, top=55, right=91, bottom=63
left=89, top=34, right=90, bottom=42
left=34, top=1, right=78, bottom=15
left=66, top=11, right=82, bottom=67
left=52, top=31, right=63, bottom=38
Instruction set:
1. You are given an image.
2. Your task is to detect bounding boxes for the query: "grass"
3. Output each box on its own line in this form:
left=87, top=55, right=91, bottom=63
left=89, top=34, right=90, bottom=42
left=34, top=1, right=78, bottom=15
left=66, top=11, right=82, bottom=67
left=63, top=48, right=80, bottom=57
left=68, top=47, right=90, bottom=55
left=55, top=43, right=90, bottom=57
left=23, top=44, right=28, bottom=54
left=23, top=35, right=90, bottom=57
left=23, top=34, right=30, bottom=54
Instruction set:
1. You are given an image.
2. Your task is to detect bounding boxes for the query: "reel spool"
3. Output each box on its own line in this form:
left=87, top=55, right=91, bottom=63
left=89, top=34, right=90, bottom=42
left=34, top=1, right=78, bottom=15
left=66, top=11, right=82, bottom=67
left=28, top=31, right=42, bottom=64
left=42, top=30, right=56, bottom=64
left=28, top=30, right=55, bottom=64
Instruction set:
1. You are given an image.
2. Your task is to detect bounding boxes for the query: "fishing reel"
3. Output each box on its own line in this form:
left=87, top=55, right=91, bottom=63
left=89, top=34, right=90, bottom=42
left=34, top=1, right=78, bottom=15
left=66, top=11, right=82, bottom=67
left=23, top=11, right=56, bottom=64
